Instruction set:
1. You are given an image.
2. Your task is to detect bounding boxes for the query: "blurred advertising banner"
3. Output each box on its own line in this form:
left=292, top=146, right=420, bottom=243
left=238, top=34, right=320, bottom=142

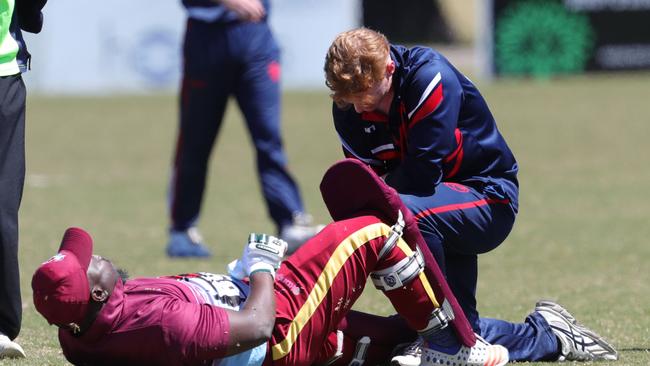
left=23, top=0, right=359, bottom=95
left=490, top=0, right=650, bottom=77
left=270, top=0, right=360, bottom=89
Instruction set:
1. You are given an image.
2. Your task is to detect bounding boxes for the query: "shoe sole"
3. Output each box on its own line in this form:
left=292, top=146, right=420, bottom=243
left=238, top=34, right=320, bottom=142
left=390, top=360, right=420, bottom=366
left=488, top=344, right=509, bottom=366
left=0, top=346, right=26, bottom=359
left=390, top=358, right=420, bottom=366
left=415, top=344, right=508, bottom=366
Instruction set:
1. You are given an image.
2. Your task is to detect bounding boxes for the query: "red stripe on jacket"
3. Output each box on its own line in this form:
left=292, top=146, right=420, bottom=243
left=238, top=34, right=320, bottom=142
left=443, top=129, right=464, bottom=179
left=415, top=197, right=510, bottom=220
left=410, top=83, right=444, bottom=126
left=361, top=111, right=389, bottom=122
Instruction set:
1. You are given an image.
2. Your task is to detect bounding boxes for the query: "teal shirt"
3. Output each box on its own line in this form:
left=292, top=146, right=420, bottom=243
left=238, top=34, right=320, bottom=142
left=0, top=0, right=20, bottom=76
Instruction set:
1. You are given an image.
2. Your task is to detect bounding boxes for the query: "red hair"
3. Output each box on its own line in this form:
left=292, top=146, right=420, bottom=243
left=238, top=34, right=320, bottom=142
left=324, top=28, right=390, bottom=106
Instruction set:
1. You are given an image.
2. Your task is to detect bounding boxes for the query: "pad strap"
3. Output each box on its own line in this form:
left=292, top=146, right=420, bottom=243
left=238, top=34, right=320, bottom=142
left=377, top=210, right=405, bottom=260
left=419, top=299, right=455, bottom=337
left=371, top=246, right=425, bottom=291
left=347, top=336, right=371, bottom=366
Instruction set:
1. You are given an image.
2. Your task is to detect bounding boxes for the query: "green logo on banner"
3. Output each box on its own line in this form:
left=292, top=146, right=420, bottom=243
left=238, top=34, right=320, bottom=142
left=495, top=1, right=594, bottom=77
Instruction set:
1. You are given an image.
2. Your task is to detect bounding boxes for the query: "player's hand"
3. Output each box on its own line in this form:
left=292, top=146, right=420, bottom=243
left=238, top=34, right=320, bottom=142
left=218, top=0, right=265, bottom=22
left=240, top=233, right=287, bottom=278
left=227, top=259, right=247, bottom=280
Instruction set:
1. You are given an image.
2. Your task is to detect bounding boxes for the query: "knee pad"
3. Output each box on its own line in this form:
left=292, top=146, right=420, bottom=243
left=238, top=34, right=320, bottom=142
left=370, top=210, right=425, bottom=291
left=321, top=159, right=477, bottom=347
left=371, top=246, right=425, bottom=291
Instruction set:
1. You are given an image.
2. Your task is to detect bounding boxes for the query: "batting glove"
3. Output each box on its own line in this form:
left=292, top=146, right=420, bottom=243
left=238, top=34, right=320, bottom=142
left=241, top=233, right=288, bottom=278
left=227, top=259, right=247, bottom=280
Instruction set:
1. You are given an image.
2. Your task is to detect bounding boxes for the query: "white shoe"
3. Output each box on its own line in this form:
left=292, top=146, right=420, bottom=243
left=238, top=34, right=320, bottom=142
left=391, top=339, right=423, bottom=366
left=535, top=300, right=618, bottom=361
left=392, top=335, right=508, bottom=366
left=0, top=334, right=26, bottom=359
left=279, top=212, right=324, bottom=254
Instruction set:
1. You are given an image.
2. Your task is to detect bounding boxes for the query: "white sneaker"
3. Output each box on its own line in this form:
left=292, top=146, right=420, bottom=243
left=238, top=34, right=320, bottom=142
left=0, top=334, right=26, bottom=359
left=392, top=335, right=508, bottom=366
left=535, top=300, right=618, bottom=361
left=279, top=212, right=324, bottom=254
left=391, top=339, right=423, bottom=366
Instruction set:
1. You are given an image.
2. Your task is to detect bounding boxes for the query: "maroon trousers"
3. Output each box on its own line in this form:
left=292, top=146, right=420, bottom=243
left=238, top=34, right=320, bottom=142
left=266, top=215, right=440, bottom=366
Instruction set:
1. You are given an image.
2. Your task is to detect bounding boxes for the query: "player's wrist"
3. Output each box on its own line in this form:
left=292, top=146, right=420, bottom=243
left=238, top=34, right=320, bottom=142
left=249, top=262, right=276, bottom=278
left=249, top=268, right=274, bottom=277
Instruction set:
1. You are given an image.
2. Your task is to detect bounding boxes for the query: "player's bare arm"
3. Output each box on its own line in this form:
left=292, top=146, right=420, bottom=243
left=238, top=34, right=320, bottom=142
left=223, top=233, right=286, bottom=355
left=223, top=271, right=275, bottom=355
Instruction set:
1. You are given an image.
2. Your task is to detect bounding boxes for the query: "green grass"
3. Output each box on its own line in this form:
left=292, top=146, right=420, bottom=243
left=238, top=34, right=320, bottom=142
left=7, top=72, right=650, bottom=364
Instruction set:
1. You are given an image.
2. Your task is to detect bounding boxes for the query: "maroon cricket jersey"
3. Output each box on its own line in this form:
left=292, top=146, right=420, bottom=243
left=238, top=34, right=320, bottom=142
left=58, top=277, right=231, bottom=366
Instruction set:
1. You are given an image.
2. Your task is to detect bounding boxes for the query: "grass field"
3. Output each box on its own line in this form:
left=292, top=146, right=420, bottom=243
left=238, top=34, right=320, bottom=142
left=6, top=72, right=650, bottom=365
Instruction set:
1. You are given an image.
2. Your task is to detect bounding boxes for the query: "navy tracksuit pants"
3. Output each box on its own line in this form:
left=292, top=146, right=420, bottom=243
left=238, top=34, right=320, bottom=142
left=401, top=180, right=561, bottom=361
left=0, top=74, right=25, bottom=340
left=169, top=19, right=303, bottom=232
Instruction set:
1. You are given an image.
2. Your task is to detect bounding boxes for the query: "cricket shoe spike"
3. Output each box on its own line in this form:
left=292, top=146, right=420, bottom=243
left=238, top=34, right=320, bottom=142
left=279, top=212, right=324, bottom=254
left=535, top=300, right=618, bottom=361
left=392, top=335, right=508, bottom=366
left=166, top=227, right=212, bottom=258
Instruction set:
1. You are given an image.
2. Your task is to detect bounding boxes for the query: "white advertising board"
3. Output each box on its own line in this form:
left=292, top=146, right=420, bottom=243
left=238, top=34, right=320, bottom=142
left=22, top=0, right=360, bottom=95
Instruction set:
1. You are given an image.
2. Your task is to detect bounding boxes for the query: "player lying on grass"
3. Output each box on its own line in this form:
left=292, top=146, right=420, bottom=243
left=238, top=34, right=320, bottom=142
left=31, top=160, right=616, bottom=365
left=31, top=160, right=508, bottom=366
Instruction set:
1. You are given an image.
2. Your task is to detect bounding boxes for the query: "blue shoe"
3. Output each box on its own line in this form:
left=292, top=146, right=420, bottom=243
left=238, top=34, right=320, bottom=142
left=166, top=227, right=212, bottom=258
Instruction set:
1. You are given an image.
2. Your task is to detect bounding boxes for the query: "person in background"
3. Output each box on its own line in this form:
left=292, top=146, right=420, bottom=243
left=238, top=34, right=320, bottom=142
left=324, top=28, right=618, bottom=363
left=167, top=0, right=321, bottom=258
left=0, top=0, right=47, bottom=358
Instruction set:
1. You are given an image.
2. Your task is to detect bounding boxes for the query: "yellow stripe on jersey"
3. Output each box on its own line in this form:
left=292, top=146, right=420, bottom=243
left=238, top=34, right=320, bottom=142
left=271, top=222, right=392, bottom=360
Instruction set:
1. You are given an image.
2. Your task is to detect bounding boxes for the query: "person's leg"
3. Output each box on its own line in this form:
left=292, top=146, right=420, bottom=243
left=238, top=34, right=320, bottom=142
left=232, top=22, right=303, bottom=231
left=0, top=75, right=26, bottom=358
left=479, top=314, right=559, bottom=361
left=167, top=20, right=234, bottom=257
left=233, top=22, right=321, bottom=252
left=269, top=214, right=505, bottom=366
left=479, top=300, right=616, bottom=362
left=400, top=181, right=516, bottom=331
left=326, top=311, right=417, bottom=366
left=270, top=215, right=434, bottom=365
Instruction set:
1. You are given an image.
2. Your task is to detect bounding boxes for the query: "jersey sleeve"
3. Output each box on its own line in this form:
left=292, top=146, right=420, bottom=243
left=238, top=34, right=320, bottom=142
left=161, top=298, right=231, bottom=363
left=384, top=61, right=463, bottom=193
